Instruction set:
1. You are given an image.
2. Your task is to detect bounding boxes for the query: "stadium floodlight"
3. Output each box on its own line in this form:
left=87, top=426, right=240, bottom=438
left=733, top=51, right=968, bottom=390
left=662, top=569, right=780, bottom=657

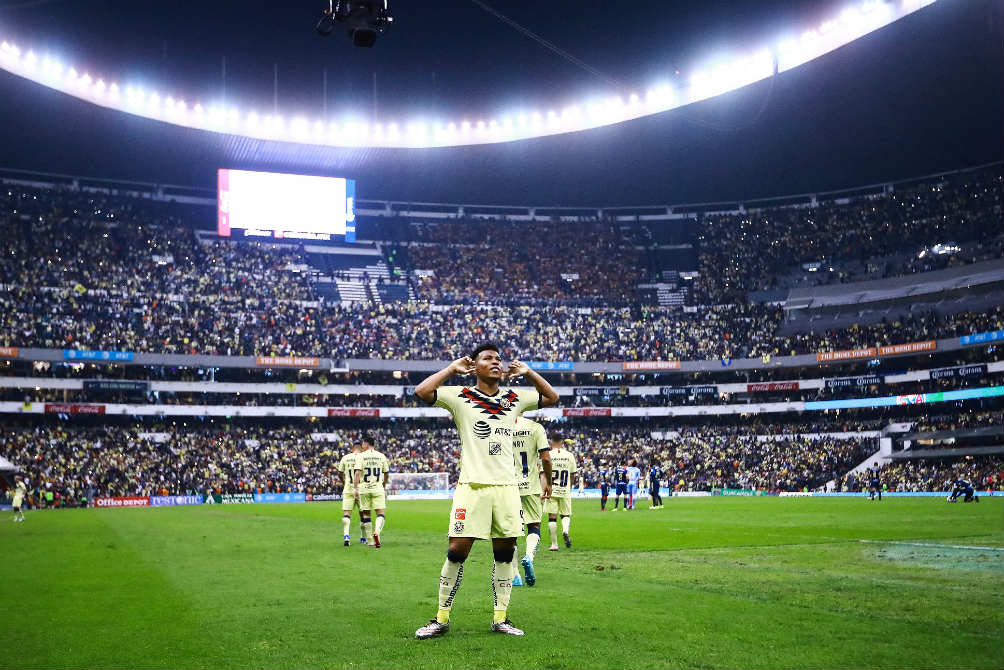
left=646, top=85, right=674, bottom=111
left=0, top=0, right=936, bottom=148
left=291, top=117, right=310, bottom=139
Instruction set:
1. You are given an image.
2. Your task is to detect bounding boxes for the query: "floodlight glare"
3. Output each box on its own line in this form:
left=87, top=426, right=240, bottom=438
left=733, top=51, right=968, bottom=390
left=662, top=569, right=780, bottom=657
left=0, top=0, right=936, bottom=148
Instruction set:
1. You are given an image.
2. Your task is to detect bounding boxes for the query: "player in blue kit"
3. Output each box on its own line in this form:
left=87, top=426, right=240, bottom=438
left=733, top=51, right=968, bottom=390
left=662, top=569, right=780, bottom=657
left=626, top=461, right=642, bottom=510
left=867, top=462, right=882, bottom=501
left=611, top=462, right=628, bottom=511
left=648, top=463, right=663, bottom=509
left=948, top=479, right=979, bottom=503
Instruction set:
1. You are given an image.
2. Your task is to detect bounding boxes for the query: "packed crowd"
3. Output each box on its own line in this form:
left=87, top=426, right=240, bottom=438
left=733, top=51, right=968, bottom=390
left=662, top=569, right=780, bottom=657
left=2, top=169, right=1002, bottom=362
left=6, top=413, right=1002, bottom=504
left=568, top=427, right=871, bottom=492
left=691, top=166, right=1002, bottom=303
left=841, top=456, right=1003, bottom=493
left=405, top=220, right=649, bottom=304
left=912, top=410, right=1003, bottom=433
left=3, top=276, right=1000, bottom=361
left=770, top=234, right=1004, bottom=292
left=0, top=421, right=869, bottom=501
left=1, top=424, right=462, bottom=502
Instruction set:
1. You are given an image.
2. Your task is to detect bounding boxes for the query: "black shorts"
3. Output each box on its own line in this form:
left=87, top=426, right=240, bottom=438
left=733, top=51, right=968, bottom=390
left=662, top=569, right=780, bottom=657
left=615, top=483, right=627, bottom=495
left=650, top=483, right=660, bottom=495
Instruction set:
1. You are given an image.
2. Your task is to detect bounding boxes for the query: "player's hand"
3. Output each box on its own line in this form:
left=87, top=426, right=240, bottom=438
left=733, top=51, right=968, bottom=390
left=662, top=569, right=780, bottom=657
left=450, top=356, right=475, bottom=376
left=507, top=360, right=530, bottom=378
left=541, top=482, right=552, bottom=500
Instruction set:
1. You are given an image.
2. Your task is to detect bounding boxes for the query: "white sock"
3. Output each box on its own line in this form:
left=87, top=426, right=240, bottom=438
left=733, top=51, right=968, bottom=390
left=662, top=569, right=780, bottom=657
left=548, top=520, right=558, bottom=545
left=362, top=521, right=372, bottom=539
left=437, top=558, right=464, bottom=617
left=526, top=532, right=540, bottom=560
left=375, top=514, right=385, bottom=535
left=342, top=516, right=351, bottom=537
left=561, top=516, right=571, bottom=535
left=492, top=559, right=514, bottom=618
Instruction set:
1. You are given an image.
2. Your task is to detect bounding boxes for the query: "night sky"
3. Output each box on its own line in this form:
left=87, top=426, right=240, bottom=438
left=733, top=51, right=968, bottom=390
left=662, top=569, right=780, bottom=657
left=0, top=0, right=1000, bottom=205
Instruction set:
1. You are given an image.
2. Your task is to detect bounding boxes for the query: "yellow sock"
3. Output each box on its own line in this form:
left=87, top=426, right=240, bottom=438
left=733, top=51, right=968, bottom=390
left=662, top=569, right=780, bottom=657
left=493, top=610, right=507, bottom=624
left=436, top=609, right=451, bottom=625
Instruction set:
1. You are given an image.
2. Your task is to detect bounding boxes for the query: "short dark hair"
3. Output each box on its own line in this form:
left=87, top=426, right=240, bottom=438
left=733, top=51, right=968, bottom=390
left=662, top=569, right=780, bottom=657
left=470, top=341, right=501, bottom=360
left=360, top=432, right=374, bottom=446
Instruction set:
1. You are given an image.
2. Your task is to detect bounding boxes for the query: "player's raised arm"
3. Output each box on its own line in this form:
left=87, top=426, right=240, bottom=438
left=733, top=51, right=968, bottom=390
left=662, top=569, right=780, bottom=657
left=413, top=356, right=475, bottom=404
left=506, top=360, right=559, bottom=408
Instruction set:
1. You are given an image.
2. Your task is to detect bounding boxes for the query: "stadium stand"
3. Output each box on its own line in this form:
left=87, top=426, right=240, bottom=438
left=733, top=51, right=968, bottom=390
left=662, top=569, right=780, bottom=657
left=1, top=163, right=1001, bottom=504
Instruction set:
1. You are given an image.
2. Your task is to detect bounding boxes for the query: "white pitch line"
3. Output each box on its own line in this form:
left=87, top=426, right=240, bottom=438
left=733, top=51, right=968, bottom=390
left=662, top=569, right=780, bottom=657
left=860, top=539, right=1004, bottom=552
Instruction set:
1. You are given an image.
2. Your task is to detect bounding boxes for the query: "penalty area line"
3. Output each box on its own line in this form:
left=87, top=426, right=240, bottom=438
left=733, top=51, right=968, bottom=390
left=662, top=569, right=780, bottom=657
left=859, top=539, right=1004, bottom=552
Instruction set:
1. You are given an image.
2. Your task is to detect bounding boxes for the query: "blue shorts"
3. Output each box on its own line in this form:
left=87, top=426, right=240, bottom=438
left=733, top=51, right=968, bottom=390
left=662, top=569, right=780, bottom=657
left=615, top=483, right=627, bottom=495
left=600, top=484, right=609, bottom=495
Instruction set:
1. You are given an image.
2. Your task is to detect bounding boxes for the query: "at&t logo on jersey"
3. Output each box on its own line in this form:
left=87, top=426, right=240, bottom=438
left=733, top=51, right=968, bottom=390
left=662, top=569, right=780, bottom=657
left=473, top=420, right=491, bottom=439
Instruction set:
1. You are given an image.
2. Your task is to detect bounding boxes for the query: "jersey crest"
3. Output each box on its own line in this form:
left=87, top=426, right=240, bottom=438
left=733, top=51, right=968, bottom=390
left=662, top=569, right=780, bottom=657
left=459, top=387, right=519, bottom=420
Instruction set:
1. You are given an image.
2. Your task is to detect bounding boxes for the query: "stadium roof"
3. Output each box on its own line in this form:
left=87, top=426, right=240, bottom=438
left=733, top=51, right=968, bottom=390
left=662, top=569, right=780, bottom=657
left=0, top=0, right=1000, bottom=205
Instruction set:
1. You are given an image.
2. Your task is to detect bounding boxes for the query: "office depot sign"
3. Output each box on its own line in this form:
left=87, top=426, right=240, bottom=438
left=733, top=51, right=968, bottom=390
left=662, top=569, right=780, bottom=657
left=94, top=496, right=150, bottom=508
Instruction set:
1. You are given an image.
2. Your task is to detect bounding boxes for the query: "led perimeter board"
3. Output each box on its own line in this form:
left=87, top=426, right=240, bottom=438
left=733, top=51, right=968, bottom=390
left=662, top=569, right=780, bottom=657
left=217, top=169, right=356, bottom=242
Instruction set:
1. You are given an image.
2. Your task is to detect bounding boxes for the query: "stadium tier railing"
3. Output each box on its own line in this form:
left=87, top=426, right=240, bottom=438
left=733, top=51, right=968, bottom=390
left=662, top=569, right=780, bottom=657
left=783, top=260, right=1003, bottom=310
left=0, top=360, right=999, bottom=399
left=2, top=329, right=1001, bottom=374
left=3, top=384, right=1001, bottom=419
left=2, top=161, right=999, bottom=222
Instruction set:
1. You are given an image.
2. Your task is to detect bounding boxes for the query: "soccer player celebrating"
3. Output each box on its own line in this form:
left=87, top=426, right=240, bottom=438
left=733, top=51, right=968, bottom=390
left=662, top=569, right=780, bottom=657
left=648, top=462, right=664, bottom=509
left=354, top=433, right=390, bottom=548
left=546, top=437, right=579, bottom=551
left=512, top=414, right=552, bottom=587
left=413, top=343, right=558, bottom=639
left=11, top=474, right=27, bottom=522
left=338, top=441, right=364, bottom=545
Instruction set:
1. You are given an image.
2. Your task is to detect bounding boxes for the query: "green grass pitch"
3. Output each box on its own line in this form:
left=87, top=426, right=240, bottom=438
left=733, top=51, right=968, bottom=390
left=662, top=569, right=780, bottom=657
left=3, top=497, right=1002, bottom=669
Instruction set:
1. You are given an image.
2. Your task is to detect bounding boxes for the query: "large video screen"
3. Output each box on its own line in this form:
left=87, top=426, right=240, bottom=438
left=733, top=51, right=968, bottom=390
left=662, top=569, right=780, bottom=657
left=217, top=169, right=355, bottom=242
